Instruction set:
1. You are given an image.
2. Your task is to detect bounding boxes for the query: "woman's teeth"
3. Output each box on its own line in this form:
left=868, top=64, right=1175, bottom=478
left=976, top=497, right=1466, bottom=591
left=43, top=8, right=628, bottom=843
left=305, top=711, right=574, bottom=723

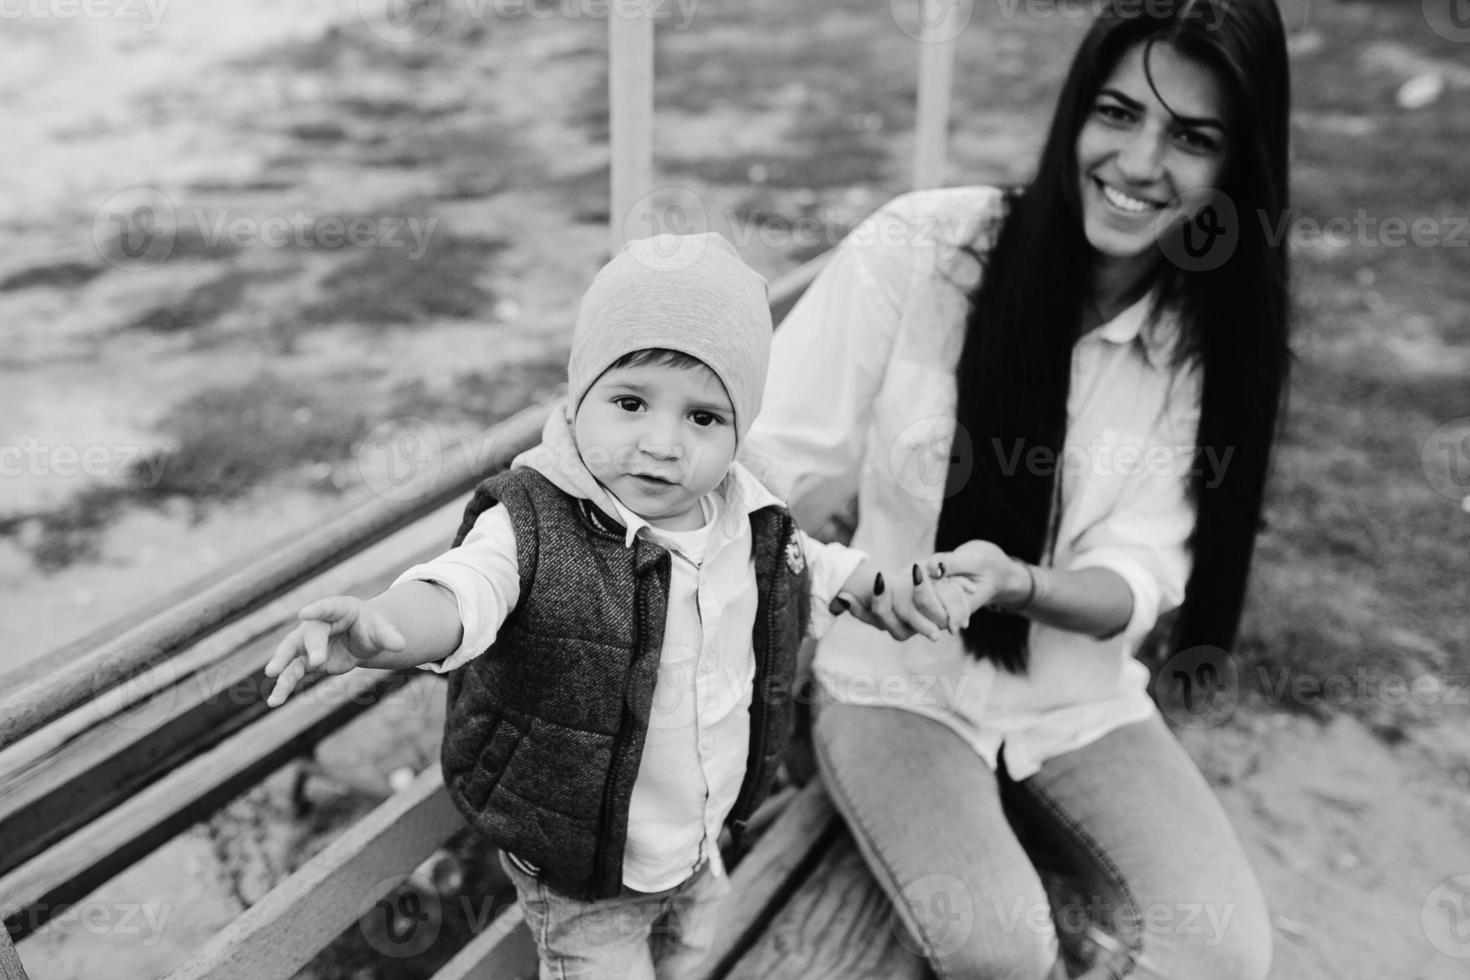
left=1101, top=182, right=1159, bottom=214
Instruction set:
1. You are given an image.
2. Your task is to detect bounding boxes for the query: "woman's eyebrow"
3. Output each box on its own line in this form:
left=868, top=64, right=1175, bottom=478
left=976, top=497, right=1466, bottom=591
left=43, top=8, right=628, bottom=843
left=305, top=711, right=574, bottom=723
left=1098, top=86, right=1227, bottom=132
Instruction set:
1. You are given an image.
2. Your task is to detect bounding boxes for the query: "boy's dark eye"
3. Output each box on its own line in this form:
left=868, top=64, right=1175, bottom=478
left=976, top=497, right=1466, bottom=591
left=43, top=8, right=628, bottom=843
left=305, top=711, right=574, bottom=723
left=614, top=397, right=643, bottom=412
left=691, top=411, right=722, bottom=427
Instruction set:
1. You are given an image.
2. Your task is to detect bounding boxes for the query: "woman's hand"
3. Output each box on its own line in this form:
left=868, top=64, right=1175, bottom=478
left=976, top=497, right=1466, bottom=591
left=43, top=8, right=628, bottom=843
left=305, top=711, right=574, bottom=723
left=924, top=540, right=1033, bottom=613
left=831, top=559, right=973, bottom=642
left=263, top=597, right=407, bottom=707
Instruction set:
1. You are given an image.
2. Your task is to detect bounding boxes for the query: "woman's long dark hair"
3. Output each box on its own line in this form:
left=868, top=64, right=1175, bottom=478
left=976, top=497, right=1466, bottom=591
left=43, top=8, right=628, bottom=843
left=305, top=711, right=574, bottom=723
left=935, top=0, right=1292, bottom=672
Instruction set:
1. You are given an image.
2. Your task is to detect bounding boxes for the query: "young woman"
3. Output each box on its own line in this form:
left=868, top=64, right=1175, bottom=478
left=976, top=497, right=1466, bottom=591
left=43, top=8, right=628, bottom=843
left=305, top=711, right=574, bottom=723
left=742, top=0, right=1291, bottom=975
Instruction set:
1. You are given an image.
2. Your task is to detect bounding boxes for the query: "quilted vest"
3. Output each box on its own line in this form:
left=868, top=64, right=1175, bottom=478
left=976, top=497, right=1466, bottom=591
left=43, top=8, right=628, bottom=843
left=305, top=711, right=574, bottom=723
left=439, top=468, right=811, bottom=900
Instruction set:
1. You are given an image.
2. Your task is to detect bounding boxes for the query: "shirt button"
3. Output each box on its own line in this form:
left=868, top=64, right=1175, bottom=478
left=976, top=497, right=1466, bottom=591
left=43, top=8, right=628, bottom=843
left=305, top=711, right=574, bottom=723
left=699, top=735, right=714, bottom=752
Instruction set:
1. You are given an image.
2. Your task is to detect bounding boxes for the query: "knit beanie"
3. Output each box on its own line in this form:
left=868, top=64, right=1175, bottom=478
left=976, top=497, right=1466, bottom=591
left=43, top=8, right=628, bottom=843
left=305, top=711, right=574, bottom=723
left=566, top=232, right=772, bottom=447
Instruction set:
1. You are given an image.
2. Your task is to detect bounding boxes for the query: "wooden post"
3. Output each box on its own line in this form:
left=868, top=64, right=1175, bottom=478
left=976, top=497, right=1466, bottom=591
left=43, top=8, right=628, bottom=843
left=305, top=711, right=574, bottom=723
left=913, top=0, right=959, bottom=190
left=609, top=2, right=656, bottom=250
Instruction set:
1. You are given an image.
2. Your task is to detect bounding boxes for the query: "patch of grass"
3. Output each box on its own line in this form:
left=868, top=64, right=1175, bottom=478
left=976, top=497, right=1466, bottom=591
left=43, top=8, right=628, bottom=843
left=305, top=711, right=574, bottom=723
left=137, top=373, right=369, bottom=505
left=299, top=233, right=505, bottom=328
left=127, top=269, right=257, bottom=333
left=0, top=261, right=103, bottom=292
left=0, top=485, right=131, bottom=572
left=388, top=360, right=566, bottom=427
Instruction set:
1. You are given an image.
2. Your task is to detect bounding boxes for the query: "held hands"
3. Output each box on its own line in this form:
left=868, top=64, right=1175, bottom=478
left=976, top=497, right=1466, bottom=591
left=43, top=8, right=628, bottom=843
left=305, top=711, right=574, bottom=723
left=831, top=541, right=1033, bottom=642
left=262, top=597, right=406, bottom=708
left=831, top=558, right=980, bottom=642
left=923, top=539, right=1034, bottom=613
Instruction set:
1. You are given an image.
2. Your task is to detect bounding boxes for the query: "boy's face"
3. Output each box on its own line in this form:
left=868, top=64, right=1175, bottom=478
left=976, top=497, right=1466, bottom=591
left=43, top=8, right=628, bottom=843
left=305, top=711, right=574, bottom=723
left=574, top=359, right=737, bottom=532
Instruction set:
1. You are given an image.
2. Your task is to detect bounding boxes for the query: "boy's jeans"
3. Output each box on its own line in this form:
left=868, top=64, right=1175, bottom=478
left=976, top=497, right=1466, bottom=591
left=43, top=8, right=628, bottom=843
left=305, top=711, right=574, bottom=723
left=813, top=703, right=1274, bottom=980
left=501, top=851, right=732, bottom=980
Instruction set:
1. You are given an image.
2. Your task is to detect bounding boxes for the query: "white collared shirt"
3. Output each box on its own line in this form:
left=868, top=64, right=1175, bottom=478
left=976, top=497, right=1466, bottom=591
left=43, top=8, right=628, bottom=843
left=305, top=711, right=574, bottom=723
left=394, top=462, right=866, bottom=890
left=740, top=186, right=1202, bottom=780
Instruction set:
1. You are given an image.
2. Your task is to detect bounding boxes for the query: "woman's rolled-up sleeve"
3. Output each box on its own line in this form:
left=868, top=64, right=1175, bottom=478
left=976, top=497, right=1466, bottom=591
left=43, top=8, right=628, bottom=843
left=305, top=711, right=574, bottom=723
left=1066, top=380, right=1202, bottom=644
left=1067, top=465, right=1196, bottom=643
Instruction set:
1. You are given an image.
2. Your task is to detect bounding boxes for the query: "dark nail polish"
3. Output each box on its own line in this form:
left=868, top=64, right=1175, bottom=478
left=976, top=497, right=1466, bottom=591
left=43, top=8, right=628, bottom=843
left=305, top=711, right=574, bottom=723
left=937, top=562, right=946, bottom=576
left=874, top=572, right=885, bottom=596
left=829, top=596, right=849, bottom=615
left=912, top=564, right=923, bottom=586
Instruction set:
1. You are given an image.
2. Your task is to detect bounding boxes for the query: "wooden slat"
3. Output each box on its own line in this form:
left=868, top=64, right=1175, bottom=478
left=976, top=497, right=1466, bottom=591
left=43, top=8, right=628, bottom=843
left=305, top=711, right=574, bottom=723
left=724, top=831, right=930, bottom=980
left=608, top=0, right=655, bottom=250
left=0, top=512, right=455, bottom=878
left=912, top=0, right=958, bottom=190
left=0, top=669, right=430, bottom=940
left=430, top=904, right=538, bottom=980
left=689, top=782, right=843, bottom=980
left=162, top=765, right=462, bottom=980
left=0, top=402, right=550, bottom=753
left=0, top=926, right=29, bottom=980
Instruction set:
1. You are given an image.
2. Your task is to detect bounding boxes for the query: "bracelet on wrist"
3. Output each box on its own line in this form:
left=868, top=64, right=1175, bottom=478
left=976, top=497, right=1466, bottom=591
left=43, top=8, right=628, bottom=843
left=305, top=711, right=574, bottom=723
left=983, top=558, right=1037, bottom=615
left=1014, top=559, right=1037, bottom=611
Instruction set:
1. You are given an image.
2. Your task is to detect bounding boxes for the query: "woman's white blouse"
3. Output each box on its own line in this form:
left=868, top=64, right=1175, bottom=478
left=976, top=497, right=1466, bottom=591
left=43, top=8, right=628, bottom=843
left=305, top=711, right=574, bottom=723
left=741, top=186, right=1203, bottom=779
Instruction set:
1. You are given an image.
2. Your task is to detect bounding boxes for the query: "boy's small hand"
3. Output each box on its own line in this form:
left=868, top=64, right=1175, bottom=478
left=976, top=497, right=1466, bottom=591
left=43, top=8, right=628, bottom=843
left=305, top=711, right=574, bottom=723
left=833, top=560, right=958, bottom=642
left=262, top=597, right=406, bottom=708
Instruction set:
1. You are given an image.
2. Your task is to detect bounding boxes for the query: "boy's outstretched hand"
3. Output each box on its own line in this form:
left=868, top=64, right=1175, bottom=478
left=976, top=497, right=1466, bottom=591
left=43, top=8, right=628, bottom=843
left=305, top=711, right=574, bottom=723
left=263, top=597, right=406, bottom=707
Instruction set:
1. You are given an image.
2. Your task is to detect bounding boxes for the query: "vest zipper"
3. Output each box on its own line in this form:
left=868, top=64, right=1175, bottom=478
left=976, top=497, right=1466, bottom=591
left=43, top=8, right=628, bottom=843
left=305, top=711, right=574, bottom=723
left=727, top=510, right=789, bottom=851
left=593, top=548, right=661, bottom=898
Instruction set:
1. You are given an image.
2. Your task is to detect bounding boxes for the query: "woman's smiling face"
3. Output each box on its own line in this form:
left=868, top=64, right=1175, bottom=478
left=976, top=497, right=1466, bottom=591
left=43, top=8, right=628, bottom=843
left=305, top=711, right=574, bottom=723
left=1076, top=40, right=1231, bottom=270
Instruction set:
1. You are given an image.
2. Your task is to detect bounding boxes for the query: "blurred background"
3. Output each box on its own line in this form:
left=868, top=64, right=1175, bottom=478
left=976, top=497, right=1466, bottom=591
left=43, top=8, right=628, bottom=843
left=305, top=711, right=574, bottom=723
left=2, top=0, right=1467, bottom=977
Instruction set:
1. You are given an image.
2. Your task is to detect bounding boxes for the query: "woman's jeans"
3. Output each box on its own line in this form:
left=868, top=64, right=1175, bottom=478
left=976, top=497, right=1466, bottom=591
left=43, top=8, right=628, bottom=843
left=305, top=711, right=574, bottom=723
left=813, top=704, right=1273, bottom=980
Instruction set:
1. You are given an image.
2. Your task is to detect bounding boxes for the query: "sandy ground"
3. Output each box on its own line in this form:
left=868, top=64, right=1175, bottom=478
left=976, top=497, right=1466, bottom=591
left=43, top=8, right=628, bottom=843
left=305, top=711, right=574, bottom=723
left=5, top=2, right=1470, bottom=978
